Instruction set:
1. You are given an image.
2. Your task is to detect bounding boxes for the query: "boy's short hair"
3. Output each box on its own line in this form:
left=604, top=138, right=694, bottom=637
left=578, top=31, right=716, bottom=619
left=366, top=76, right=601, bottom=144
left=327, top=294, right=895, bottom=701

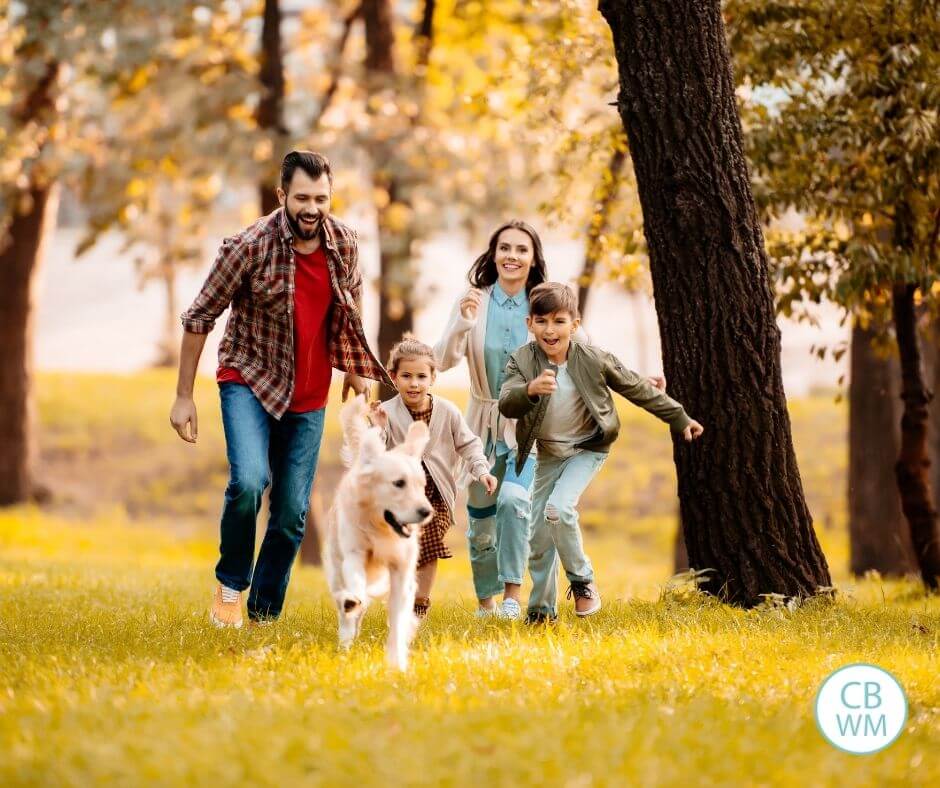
left=528, top=282, right=580, bottom=320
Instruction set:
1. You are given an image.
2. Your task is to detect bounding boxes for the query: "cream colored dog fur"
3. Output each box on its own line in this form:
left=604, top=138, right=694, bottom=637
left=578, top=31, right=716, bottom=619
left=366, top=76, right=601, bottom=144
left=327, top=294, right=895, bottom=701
left=324, top=394, right=432, bottom=670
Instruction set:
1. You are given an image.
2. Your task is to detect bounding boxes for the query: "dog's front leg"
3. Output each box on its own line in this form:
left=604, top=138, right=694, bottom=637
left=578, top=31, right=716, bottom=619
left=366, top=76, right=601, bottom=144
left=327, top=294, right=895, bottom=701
left=338, top=550, right=368, bottom=650
left=386, top=563, right=417, bottom=671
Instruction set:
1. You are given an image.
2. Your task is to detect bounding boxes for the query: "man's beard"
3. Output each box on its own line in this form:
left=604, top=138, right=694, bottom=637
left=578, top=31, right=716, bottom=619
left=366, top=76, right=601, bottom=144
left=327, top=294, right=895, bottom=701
left=285, top=206, right=322, bottom=241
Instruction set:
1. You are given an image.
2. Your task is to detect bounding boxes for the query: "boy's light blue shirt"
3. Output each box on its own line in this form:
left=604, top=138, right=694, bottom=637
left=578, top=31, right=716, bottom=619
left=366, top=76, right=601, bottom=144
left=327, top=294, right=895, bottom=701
left=484, top=282, right=530, bottom=457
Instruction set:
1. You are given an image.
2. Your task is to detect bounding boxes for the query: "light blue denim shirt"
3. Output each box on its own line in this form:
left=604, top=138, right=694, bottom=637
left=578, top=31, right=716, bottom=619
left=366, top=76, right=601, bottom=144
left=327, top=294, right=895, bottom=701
left=484, top=282, right=530, bottom=456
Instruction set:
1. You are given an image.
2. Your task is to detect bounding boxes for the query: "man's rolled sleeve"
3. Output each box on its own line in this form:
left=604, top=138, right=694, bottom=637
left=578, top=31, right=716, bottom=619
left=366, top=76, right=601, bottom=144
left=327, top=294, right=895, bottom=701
left=180, top=236, right=250, bottom=335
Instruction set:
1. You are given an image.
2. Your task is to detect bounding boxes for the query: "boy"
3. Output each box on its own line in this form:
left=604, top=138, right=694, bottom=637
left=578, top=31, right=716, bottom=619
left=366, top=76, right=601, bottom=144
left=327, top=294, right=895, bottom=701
left=498, top=282, right=703, bottom=621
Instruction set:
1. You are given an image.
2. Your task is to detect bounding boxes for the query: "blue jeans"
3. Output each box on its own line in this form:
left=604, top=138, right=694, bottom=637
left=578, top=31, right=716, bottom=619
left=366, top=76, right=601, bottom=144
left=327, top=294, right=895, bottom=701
left=466, top=449, right=536, bottom=599
left=527, top=449, right=607, bottom=617
left=215, top=383, right=325, bottom=620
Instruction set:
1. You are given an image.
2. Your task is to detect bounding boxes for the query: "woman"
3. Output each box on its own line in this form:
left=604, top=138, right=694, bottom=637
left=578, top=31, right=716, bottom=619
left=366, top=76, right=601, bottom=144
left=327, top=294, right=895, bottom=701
left=435, top=220, right=546, bottom=619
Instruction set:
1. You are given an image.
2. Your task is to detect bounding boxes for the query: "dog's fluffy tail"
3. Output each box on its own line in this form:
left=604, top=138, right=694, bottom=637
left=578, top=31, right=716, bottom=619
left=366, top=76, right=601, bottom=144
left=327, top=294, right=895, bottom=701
left=339, top=393, right=371, bottom=468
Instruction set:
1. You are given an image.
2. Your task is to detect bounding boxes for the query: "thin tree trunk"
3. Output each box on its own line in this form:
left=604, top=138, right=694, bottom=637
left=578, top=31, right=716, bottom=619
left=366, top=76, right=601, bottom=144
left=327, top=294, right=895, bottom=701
left=848, top=322, right=916, bottom=575
left=154, top=259, right=180, bottom=368
left=599, top=0, right=831, bottom=605
left=891, top=282, right=940, bottom=588
left=926, top=325, right=940, bottom=516
left=257, top=0, right=285, bottom=215
left=577, top=146, right=626, bottom=320
left=363, top=0, right=434, bottom=398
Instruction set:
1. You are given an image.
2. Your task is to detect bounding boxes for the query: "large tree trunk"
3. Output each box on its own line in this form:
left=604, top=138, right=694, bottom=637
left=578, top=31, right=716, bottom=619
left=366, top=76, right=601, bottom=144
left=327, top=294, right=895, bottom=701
left=256, top=0, right=285, bottom=216
left=0, top=185, right=58, bottom=505
left=578, top=146, right=626, bottom=320
left=891, top=283, right=940, bottom=588
left=599, top=0, right=831, bottom=605
left=848, top=322, right=916, bottom=575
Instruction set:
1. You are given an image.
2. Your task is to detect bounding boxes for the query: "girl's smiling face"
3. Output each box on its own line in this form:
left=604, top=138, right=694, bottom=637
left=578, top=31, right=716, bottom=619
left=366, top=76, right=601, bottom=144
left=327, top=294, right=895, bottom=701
left=391, top=357, right=435, bottom=410
left=494, top=228, right=534, bottom=291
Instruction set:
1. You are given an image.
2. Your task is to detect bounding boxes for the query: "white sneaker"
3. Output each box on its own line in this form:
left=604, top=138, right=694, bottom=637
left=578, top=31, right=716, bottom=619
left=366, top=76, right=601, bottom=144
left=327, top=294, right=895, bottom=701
left=475, top=606, right=497, bottom=618
left=498, top=598, right=522, bottom=620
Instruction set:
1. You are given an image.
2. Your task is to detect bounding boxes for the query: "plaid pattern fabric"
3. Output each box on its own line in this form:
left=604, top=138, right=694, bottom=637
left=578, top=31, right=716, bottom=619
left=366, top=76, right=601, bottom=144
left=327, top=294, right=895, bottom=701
left=181, top=209, right=392, bottom=418
left=408, top=401, right=454, bottom=568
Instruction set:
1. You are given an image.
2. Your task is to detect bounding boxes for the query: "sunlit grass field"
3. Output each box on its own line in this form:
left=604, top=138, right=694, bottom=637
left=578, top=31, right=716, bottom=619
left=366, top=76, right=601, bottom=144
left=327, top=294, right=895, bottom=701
left=1, top=372, right=938, bottom=785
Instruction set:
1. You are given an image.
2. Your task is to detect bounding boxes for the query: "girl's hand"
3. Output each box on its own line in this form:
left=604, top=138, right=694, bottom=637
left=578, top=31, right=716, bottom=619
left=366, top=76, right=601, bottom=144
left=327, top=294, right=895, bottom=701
left=648, top=375, right=666, bottom=391
left=682, top=420, right=704, bottom=442
left=369, top=400, right=388, bottom=430
left=527, top=368, right=557, bottom=397
left=459, top=288, right=483, bottom=320
left=480, top=474, right=498, bottom=495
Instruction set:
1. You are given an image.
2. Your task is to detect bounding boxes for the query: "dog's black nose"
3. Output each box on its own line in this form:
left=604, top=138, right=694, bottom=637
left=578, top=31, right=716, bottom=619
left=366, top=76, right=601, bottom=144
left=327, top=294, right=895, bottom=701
left=417, top=507, right=431, bottom=519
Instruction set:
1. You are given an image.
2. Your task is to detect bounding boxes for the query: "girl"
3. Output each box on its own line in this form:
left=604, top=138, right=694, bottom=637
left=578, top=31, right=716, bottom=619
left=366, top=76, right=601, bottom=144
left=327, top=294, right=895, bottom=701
left=370, top=336, right=498, bottom=617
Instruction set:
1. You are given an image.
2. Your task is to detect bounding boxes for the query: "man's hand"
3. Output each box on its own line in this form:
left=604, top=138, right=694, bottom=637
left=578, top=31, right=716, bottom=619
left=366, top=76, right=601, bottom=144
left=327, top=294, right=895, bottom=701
left=527, top=368, right=557, bottom=397
left=459, top=288, right=483, bottom=320
left=170, top=396, right=198, bottom=443
left=369, top=400, right=389, bottom=430
left=343, top=372, right=369, bottom=401
left=480, top=473, right=499, bottom=495
left=648, top=375, right=666, bottom=391
left=682, top=420, right=705, bottom=442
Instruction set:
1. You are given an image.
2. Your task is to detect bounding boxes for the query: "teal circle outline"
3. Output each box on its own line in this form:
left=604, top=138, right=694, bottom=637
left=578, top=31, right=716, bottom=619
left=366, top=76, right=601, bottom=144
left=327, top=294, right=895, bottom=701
left=814, top=662, right=908, bottom=755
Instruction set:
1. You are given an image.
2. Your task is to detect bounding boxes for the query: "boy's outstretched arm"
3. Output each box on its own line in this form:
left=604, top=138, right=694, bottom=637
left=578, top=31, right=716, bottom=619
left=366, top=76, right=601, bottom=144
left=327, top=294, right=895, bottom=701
left=498, top=356, right=540, bottom=418
left=604, top=352, right=693, bottom=433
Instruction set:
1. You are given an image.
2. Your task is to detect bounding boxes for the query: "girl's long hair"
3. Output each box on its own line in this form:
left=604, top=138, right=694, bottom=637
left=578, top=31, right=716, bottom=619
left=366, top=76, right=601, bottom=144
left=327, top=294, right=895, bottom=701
left=467, top=220, right=548, bottom=293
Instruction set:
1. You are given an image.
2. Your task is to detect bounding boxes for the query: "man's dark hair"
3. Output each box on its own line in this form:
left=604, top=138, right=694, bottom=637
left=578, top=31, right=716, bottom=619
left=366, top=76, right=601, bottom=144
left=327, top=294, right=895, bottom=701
left=528, top=282, right=580, bottom=320
left=281, top=150, right=333, bottom=192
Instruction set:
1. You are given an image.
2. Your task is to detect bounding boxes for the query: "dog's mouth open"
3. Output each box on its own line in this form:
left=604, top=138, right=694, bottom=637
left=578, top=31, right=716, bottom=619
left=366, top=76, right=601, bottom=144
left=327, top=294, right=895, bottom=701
left=384, top=510, right=418, bottom=539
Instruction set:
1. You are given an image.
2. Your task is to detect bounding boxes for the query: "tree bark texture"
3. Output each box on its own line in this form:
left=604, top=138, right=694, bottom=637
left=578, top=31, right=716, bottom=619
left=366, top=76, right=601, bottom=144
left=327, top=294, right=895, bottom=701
left=891, top=283, right=940, bottom=588
left=848, top=322, right=917, bottom=576
left=599, top=0, right=831, bottom=605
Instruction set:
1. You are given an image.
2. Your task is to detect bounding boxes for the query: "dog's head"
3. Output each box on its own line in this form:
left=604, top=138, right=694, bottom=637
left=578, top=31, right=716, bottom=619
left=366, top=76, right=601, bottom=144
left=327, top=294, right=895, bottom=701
left=357, top=420, right=433, bottom=539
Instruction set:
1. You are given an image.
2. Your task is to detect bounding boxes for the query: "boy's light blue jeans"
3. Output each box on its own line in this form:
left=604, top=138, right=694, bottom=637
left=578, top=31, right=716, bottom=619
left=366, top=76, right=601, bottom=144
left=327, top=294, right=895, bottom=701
left=466, top=449, right=536, bottom=600
left=527, top=449, right=608, bottom=617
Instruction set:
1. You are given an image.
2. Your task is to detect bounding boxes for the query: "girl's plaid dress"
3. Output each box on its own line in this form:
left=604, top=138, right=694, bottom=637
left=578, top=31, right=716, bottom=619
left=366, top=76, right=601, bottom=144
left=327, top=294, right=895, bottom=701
left=406, top=397, right=454, bottom=568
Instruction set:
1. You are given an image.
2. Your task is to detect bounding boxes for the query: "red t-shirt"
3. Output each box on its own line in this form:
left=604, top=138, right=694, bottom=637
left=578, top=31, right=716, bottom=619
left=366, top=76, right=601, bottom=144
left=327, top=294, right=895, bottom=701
left=217, top=246, right=333, bottom=412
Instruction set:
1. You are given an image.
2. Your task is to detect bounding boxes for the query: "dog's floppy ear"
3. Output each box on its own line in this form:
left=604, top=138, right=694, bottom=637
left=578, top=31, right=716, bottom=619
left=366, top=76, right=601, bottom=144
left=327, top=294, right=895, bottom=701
left=400, top=420, right=429, bottom=458
left=357, top=426, right=386, bottom=471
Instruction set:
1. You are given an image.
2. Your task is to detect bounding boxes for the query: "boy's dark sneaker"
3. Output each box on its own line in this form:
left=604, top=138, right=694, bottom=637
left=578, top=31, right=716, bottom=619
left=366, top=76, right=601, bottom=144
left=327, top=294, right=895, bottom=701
left=567, top=581, right=602, bottom=617
left=525, top=610, right=558, bottom=625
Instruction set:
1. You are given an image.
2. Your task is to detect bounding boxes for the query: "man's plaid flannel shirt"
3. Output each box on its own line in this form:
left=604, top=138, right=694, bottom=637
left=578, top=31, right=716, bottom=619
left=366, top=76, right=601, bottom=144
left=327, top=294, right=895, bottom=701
left=181, top=209, right=392, bottom=418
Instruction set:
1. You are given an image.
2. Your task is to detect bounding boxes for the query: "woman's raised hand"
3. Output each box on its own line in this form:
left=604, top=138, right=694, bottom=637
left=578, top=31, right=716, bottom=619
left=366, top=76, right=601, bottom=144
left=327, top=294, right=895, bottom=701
left=459, top=288, right=483, bottom=320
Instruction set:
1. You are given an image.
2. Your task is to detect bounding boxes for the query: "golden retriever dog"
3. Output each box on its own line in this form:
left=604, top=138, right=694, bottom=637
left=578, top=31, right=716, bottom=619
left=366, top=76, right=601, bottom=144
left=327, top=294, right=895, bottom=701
left=324, top=394, right=432, bottom=670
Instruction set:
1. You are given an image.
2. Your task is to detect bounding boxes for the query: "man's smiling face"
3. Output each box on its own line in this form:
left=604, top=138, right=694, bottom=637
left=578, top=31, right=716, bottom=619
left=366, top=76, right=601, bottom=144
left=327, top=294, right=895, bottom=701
left=278, top=169, right=331, bottom=241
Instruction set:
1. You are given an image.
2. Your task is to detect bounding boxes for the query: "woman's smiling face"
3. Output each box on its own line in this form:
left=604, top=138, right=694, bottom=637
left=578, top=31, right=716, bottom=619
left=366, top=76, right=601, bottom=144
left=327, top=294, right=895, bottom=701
left=494, top=228, right=534, bottom=290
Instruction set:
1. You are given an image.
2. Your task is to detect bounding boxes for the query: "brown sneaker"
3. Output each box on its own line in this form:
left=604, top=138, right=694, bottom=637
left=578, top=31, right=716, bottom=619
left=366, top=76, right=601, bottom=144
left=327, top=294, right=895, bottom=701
left=414, top=596, right=431, bottom=619
left=567, top=581, right=602, bottom=617
left=210, top=584, right=244, bottom=628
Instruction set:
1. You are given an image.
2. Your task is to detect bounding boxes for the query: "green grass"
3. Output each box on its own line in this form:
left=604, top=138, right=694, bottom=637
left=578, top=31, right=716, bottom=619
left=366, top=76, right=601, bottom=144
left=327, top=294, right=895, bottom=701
left=1, top=510, right=938, bottom=786
left=3, top=371, right=934, bottom=784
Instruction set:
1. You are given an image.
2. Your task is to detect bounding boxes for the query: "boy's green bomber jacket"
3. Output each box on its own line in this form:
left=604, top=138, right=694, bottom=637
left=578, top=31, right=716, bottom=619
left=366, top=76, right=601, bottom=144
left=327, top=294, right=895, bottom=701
left=498, top=340, right=692, bottom=474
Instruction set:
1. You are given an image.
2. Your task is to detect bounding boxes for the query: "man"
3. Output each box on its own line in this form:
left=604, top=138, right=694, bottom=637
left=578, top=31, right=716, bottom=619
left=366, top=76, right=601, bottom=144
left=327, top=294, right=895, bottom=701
left=170, top=150, right=391, bottom=627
